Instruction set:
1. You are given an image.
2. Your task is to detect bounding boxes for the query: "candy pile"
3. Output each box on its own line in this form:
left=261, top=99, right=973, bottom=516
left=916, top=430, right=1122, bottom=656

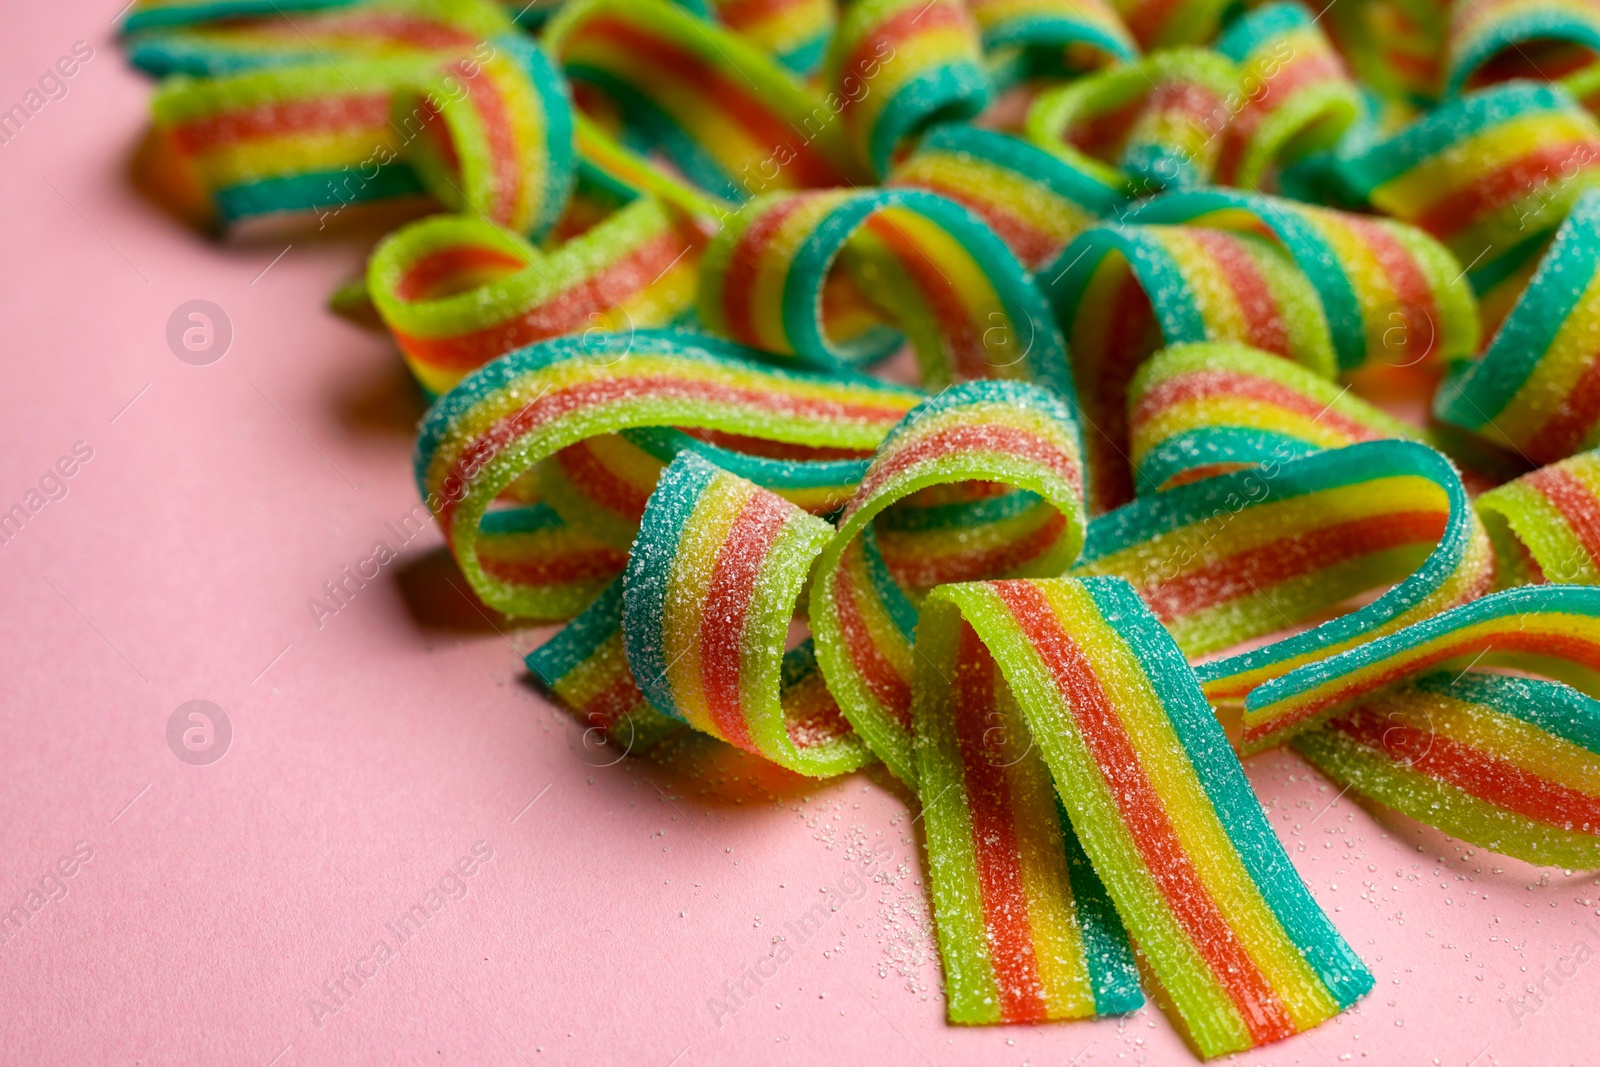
left=120, top=0, right=1600, bottom=1055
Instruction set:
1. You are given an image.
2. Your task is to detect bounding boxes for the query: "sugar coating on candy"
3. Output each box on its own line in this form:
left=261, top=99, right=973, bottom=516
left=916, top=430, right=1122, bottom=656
left=919, top=577, right=1371, bottom=1058
left=1246, top=584, right=1600, bottom=753
left=1436, top=190, right=1600, bottom=465
left=1295, top=670, right=1600, bottom=869
left=913, top=617, right=1143, bottom=1025
left=1076, top=439, right=1495, bottom=711
left=1476, top=447, right=1600, bottom=585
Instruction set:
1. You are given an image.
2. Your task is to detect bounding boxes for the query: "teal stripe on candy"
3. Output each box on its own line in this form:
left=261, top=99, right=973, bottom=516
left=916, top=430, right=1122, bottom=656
left=622, top=428, right=872, bottom=492
left=1215, top=1, right=1307, bottom=61
left=125, top=37, right=321, bottom=77
left=525, top=576, right=626, bottom=685
left=1081, top=576, right=1374, bottom=1007
left=1434, top=192, right=1600, bottom=428
left=877, top=487, right=1044, bottom=531
left=1055, top=795, right=1142, bottom=1015
left=861, top=526, right=919, bottom=641
left=1412, top=670, right=1600, bottom=755
left=480, top=503, right=567, bottom=535
left=1043, top=226, right=1208, bottom=352
left=1252, top=584, right=1600, bottom=709
left=865, top=64, right=991, bottom=178
left=214, top=163, right=425, bottom=223
left=1334, top=82, right=1577, bottom=194
left=507, top=34, right=577, bottom=241
left=1125, top=190, right=1367, bottom=371
left=977, top=14, right=1137, bottom=65
left=1447, top=11, right=1600, bottom=95
left=1134, top=426, right=1321, bottom=491
left=622, top=451, right=724, bottom=722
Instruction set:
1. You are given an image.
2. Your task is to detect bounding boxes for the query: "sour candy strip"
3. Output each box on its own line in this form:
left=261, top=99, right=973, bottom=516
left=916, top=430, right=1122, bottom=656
left=1475, top=446, right=1600, bottom=585
left=1244, top=584, right=1600, bottom=752
left=1294, top=670, right=1600, bottom=869
left=918, top=577, right=1372, bottom=1058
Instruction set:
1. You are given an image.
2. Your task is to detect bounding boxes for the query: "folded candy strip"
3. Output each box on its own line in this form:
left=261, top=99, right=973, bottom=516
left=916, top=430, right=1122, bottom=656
left=1244, top=584, right=1600, bottom=753
left=1212, top=3, right=1362, bottom=193
left=367, top=198, right=705, bottom=394
left=917, top=577, right=1372, bottom=1058
left=1333, top=81, right=1600, bottom=296
left=809, top=381, right=1088, bottom=784
left=698, top=187, right=1074, bottom=394
left=1123, top=188, right=1478, bottom=373
left=1042, top=221, right=1337, bottom=511
left=1075, top=439, right=1495, bottom=711
left=1475, top=446, right=1600, bottom=585
left=1126, top=342, right=1431, bottom=492
left=412, top=329, right=922, bottom=618
left=1294, top=670, right=1600, bottom=869
left=1435, top=191, right=1600, bottom=466
left=1442, top=0, right=1600, bottom=96
left=886, top=124, right=1130, bottom=272
left=825, top=0, right=991, bottom=178
left=914, top=617, right=1143, bottom=1025
left=964, top=0, right=1137, bottom=82
left=623, top=452, right=869, bottom=775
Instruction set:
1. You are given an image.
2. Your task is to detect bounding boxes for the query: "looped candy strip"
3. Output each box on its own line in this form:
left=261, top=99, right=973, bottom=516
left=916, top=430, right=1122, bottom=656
left=918, top=578, right=1372, bottom=1058
left=1213, top=3, right=1362, bottom=193
left=1075, top=439, right=1495, bottom=711
left=697, top=187, right=1074, bottom=393
left=1435, top=191, right=1600, bottom=466
left=1243, top=583, right=1600, bottom=753
left=708, top=0, right=836, bottom=73
left=1443, top=0, right=1600, bottom=96
left=966, top=0, right=1136, bottom=82
left=1042, top=221, right=1337, bottom=511
left=394, top=32, right=575, bottom=237
left=1294, top=670, right=1600, bottom=869
left=413, top=329, right=921, bottom=617
left=367, top=197, right=704, bottom=394
left=886, top=124, right=1129, bottom=270
left=545, top=0, right=863, bottom=198
left=1123, top=187, right=1479, bottom=372
left=825, top=0, right=991, bottom=178
left=808, top=380, right=1088, bottom=784
left=1332, top=81, right=1600, bottom=295
left=1476, top=447, right=1600, bottom=585
left=1026, top=49, right=1240, bottom=194
left=121, top=0, right=514, bottom=77
left=624, top=451, right=869, bottom=775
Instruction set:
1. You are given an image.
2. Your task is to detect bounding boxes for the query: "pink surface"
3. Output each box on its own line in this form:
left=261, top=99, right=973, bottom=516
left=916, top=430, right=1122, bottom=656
left=2, top=6, right=1599, bottom=1066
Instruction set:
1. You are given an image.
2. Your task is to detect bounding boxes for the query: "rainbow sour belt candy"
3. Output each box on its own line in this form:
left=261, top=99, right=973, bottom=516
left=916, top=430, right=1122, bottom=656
left=1042, top=221, right=1337, bottom=511
left=120, top=0, right=514, bottom=77
left=1442, top=0, right=1600, bottom=96
left=1126, top=342, right=1430, bottom=492
left=965, top=0, right=1136, bottom=81
left=525, top=575, right=685, bottom=750
left=1074, top=440, right=1495, bottom=709
left=1476, top=447, right=1600, bottom=585
left=1332, top=81, right=1600, bottom=295
left=887, top=124, right=1129, bottom=270
left=916, top=577, right=1373, bottom=1057
left=1243, top=584, right=1600, bottom=752
left=1294, top=670, right=1600, bottom=869
left=367, top=198, right=704, bottom=394
left=1213, top=4, right=1362, bottom=193
left=413, top=329, right=921, bottom=617
left=914, top=620, right=1143, bottom=1025
left=624, top=452, right=868, bottom=775
left=698, top=187, right=1073, bottom=392
left=1122, top=188, right=1478, bottom=373
left=1435, top=191, right=1600, bottom=466
left=810, top=381, right=1088, bottom=784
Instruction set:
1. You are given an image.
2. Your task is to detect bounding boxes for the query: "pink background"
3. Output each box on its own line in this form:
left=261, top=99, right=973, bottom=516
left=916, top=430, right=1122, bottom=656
left=2, top=5, right=1598, bottom=1064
